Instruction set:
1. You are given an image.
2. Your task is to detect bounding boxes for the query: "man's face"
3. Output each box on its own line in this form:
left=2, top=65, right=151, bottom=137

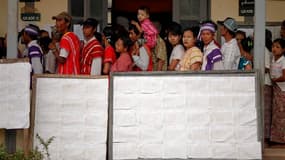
left=55, top=18, right=69, bottom=33
left=201, top=30, right=214, bottom=45
left=137, top=9, right=148, bottom=22
left=83, top=25, right=96, bottom=39
left=220, top=25, right=227, bottom=37
left=129, top=29, right=138, bottom=42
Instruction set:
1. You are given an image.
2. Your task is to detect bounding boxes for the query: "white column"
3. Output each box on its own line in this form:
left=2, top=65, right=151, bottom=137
left=7, top=0, right=18, bottom=59
left=254, top=0, right=265, bottom=142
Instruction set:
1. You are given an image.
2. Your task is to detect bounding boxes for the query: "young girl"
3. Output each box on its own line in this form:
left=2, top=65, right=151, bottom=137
left=238, top=37, right=253, bottom=71
left=131, top=6, right=158, bottom=49
left=111, top=36, right=133, bottom=72
left=270, top=38, right=285, bottom=143
left=179, top=27, right=203, bottom=71
left=102, top=26, right=117, bottom=75
left=270, top=38, right=285, bottom=82
left=167, top=22, right=185, bottom=71
left=236, top=30, right=246, bottom=45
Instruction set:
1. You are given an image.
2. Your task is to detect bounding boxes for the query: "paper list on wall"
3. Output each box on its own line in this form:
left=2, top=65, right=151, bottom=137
left=0, top=62, right=31, bottom=129
left=112, top=75, right=261, bottom=160
left=34, top=77, right=109, bottom=160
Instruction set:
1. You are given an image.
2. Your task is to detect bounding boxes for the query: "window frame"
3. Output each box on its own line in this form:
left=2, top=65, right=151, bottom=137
left=68, top=0, right=108, bottom=31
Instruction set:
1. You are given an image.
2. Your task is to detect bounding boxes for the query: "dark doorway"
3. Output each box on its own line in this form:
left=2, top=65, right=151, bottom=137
left=112, top=0, right=172, bottom=36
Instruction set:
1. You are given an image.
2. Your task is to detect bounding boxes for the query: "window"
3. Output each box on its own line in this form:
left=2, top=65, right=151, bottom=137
left=173, top=0, right=209, bottom=28
left=69, top=0, right=108, bottom=31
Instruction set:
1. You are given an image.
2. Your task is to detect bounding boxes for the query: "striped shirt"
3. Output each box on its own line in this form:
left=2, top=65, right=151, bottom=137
left=58, top=32, right=81, bottom=75
left=179, top=46, right=203, bottom=71
left=28, top=40, right=43, bottom=74
left=81, top=37, right=104, bottom=75
left=141, top=18, right=158, bottom=49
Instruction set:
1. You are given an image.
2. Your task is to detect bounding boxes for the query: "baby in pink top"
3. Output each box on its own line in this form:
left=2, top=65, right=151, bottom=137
left=131, top=6, right=158, bottom=49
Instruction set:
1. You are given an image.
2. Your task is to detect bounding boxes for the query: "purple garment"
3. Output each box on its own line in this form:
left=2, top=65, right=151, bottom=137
left=28, top=43, right=43, bottom=75
left=205, top=48, right=223, bottom=70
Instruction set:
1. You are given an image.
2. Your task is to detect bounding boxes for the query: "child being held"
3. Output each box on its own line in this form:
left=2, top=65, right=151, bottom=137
left=131, top=6, right=158, bottom=49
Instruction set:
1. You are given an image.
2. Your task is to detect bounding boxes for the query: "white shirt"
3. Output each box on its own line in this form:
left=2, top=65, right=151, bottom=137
left=169, top=44, right=185, bottom=71
left=44, top=50, right=57, bottom=73
left=221, top=38, right=241, bottom=70
left=270, top=56, right=285, bottom=79
left=264, top=48, right=272, bottom=85
left=132, top=46, right=150, bottom=71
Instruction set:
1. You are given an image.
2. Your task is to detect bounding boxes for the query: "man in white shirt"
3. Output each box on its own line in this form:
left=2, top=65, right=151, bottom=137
left=218, top=17, right=241, bottom=70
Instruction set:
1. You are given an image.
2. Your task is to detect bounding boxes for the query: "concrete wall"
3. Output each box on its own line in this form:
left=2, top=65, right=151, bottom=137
left=0, top=0, right=67, bottom=36
left=211, top=0, right=285, bottom=23
left=0, top=0, right=8, bottom=37
left=266, top=0, right=285, bottom=22
left=18, top=0, right=68, bottom=31
left=211, top=0, right=245, bottom=22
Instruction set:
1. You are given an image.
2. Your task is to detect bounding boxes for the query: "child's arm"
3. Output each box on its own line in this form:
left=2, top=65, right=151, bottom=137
left=131, top=20, right=143, bottom=33
left=190, top=62, right=202, bottom=71
left=157, top=58, right=165, bottom=71
left=272, top=69, right=285, bottom=82
left=168, top=59, right=180, bottom=71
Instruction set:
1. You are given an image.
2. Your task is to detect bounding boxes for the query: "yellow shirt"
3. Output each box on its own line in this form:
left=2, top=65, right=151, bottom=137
left=179, top=46, right=203, bottom=71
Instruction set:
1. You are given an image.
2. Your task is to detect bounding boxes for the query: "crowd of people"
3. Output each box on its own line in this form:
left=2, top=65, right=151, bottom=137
left=0, top=8, right=284, bottom=76
left=1, top=7, right=285, bottom=144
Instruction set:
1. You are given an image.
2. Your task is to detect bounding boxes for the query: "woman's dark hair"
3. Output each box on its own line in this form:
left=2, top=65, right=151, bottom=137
left=39, top=30, right=49, bottom=37
left=228, top=30, right=236, bottom=37
left=167, top=21, right=182, bottom=36
left=103, top=26, right=116, bottom=47
left=117, top=35, right=133, bottom=51
left=273, top=38, right=285, bottom=49
left=39, top=36, right=52, bottom=53
left=138, top=6, right=150, bottom=15
left=94, top=32, right=102, bottom=44
left=265, top=29, right=272, bottom=52
left=183, top=26, right=203, bottom=50
left=236, top=30, right=246, bottom=39
left=183, top=26, right=200, bottom=38
left=129, top=24, right=140, bottom=35
left=112, top=24, right=128, bottom=38
left=241, top=37, right=254, bottom=53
